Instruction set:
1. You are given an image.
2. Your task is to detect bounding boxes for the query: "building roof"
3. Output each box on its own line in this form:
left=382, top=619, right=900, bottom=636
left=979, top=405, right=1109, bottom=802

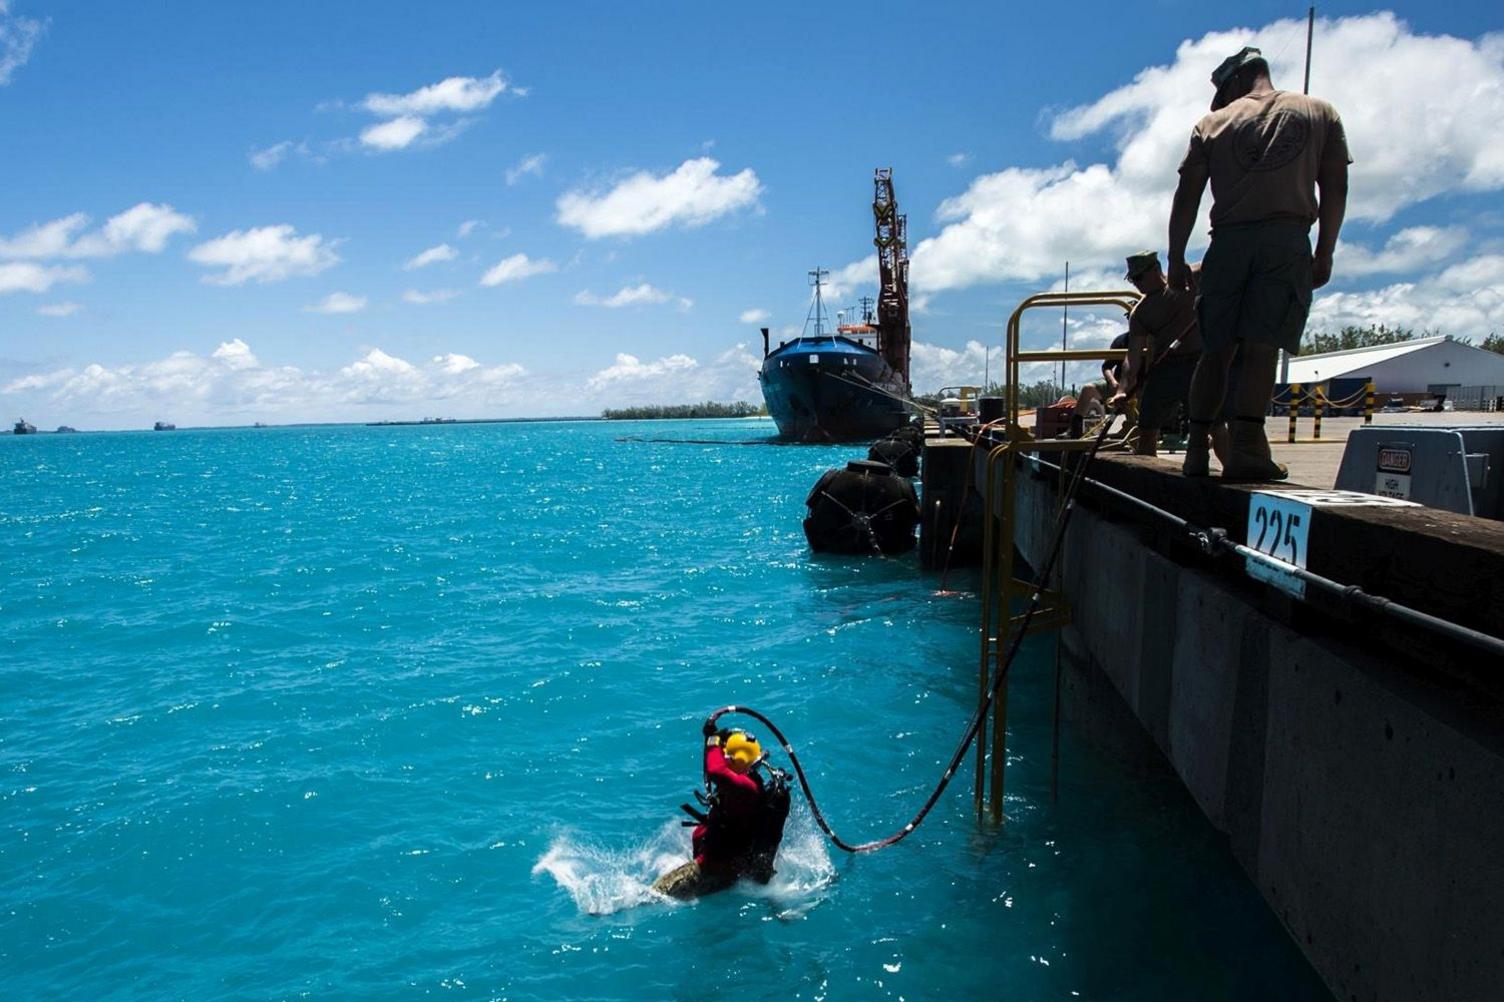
left=1284, top=335, right=1450, bottom=383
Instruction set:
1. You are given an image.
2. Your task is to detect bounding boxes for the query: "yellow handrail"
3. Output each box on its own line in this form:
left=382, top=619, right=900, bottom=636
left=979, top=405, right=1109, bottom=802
left=975, top=289, right=1140, bottom=821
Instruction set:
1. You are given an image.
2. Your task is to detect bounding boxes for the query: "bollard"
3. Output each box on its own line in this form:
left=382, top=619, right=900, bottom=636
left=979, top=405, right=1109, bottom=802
left=1313, top=386, right=1325, bottom=440
left=1365, top=381, right=1375, bottom=425
left=1288, top=383, right=1301, bottom=443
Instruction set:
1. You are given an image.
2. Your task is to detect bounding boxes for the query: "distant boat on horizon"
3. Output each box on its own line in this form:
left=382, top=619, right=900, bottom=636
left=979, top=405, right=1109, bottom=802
left=153, top=421, right=176, bottom=431
left=13, top=417, right=37, bottom=435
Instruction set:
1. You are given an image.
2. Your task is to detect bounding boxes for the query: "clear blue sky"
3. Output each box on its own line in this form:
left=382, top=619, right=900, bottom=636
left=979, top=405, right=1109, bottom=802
left=2, top=1, right=1501, bottom=427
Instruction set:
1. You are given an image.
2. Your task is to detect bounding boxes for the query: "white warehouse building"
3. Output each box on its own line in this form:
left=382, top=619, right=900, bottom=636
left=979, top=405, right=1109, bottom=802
left=1284, top=336, right=1504, bottom=396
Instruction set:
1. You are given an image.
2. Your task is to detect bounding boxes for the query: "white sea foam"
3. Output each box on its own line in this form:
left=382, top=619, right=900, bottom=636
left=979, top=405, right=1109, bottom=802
left=532, top=821, right=689, bottom=915
left=733, top=804, right=838, bottom=920
left=533, top=804, right=836, bottom=917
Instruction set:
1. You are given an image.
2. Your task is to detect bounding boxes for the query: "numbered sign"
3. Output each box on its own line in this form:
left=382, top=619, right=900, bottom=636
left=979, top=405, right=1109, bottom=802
left=1245, top=492, right=1311, bottom=599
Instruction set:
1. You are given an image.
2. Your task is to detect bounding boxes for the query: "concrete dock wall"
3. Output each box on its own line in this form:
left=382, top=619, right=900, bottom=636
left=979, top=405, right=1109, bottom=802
left=1011, top=461, right=1504, bottom=1002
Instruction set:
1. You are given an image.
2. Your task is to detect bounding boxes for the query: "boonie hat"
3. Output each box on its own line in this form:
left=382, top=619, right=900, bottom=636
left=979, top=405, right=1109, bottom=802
left=1124, top=251, right=1160, bottom=280
left=1211, top=46, right=1267, bottom=90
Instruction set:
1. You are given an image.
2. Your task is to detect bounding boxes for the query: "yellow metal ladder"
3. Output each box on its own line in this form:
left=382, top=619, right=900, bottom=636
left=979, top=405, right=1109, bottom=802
left=976, top=290, right=1139, bottom=822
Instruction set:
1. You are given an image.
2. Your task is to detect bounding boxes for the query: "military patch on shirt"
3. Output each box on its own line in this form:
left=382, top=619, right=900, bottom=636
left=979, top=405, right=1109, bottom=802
left=1233, top=108, right=1309, bottom=172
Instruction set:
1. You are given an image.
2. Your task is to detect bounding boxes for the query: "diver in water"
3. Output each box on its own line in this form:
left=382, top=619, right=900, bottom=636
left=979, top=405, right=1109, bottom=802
left=652, top=721, right=791, bottom=899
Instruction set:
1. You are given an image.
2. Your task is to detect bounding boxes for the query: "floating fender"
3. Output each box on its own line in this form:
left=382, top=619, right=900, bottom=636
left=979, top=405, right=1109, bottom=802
left=889, top=421, right=924, bottom=447
left=803, top=460, right=920, bottom=554
left=868, top=435, right=919, bottom=478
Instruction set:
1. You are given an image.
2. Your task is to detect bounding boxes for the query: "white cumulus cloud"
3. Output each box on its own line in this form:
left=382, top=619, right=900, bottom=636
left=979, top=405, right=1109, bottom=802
left=1309, top=252, right=1504, bottom=337
left=0, top=203, right=196, bottom=259
left=556, top=157, right=762, bottom=238
left=1336, top=226, right=1468, bottom=277
left=583, top=344, right=761, bottom=404
left=908, top=13, right=1504, bottom=296
left=739, top=308, right=770, bottom=324
left=305, top=291, right=367, bottom=314
left=347, top=71, right=514, bottom=154
left=574, top=283, right=676, bottom=308
left=0, top=1, right=44, bottom=85
left=2, top=339, right=530, bottom=426
left=188, top=225, right=340, bottom=285
left=403, top=243, right=458, bottom=270
left=587, top=352, right=697, bottom=390
left=479, top=253, right=555, bottom=286
left=363, top=71, right=510, bottom=117
left=0, top=262, right=88, bottom=295
left=360, top=115, right=428, bottom=151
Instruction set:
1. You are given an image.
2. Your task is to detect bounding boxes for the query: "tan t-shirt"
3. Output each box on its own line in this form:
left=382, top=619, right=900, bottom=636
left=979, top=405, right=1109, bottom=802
left=1180, top=91, right=1352, bottom=228
left=1129, top=284, right=1200, bottom=357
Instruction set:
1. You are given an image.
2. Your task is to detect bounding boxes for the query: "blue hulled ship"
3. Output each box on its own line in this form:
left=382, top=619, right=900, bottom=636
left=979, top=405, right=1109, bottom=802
left=758, top=169, right=913, bottom=443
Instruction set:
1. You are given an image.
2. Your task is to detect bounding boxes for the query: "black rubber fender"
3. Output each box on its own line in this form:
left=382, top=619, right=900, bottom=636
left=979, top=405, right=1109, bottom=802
left=868, top=436, right=919, bottom=477
left=803, top=460, right=920, bottom=554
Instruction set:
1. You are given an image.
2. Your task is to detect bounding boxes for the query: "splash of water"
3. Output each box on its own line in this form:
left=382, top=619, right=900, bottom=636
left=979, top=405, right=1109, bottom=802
left=533, top=806, right=837, bottom=917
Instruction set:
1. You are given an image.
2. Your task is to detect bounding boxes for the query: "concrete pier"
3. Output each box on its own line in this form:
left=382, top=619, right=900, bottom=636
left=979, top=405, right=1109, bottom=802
left=1002, top=453, right=1504, bottom=1002
left=918, top=433, right=982, bottom=570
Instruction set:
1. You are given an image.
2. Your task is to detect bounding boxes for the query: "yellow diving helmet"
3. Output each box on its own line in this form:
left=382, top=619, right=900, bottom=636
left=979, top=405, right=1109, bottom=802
left=722, top=731, right=763, bottom=773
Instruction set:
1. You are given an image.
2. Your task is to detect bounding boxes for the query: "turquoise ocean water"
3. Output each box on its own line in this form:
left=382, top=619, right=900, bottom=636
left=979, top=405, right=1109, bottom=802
left=1, top=420, right=1328, bottom=1000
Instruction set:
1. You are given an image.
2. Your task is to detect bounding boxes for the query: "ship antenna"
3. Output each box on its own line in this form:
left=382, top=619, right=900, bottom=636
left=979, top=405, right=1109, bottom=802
left=805, top=267, right=831, bottom=338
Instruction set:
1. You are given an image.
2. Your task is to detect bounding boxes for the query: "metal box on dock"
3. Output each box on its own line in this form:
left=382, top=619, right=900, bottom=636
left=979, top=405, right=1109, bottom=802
left=1334, top=426, right=1504, bottom=518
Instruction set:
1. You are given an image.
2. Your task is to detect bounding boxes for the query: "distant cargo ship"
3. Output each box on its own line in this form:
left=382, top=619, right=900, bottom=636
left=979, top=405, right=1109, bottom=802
left=154, top=421, right=176, bottom=431
left=758, top=276, right=909, bottom=442
left=13, top=417, right=37, bottom=435
left=757, top=169, right=913, bottom=443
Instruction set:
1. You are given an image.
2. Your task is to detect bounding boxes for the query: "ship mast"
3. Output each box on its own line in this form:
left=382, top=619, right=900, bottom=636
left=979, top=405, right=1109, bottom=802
left=872, top=168, right=911, bottom=384
left=803, top=267, right=831, bottom=337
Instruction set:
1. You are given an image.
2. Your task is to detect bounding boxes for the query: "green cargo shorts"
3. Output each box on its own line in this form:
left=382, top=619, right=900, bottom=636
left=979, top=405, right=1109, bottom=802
left=1197, top=221, right=1314, bottom=355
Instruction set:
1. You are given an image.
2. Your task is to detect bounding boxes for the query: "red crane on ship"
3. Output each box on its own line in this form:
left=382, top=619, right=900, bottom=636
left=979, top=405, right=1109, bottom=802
left=873, top=168, right=911, bottom=388
left=834, top=168, right=911, bottom=388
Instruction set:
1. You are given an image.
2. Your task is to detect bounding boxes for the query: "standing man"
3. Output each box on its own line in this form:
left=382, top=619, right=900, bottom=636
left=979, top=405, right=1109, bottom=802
left=1168, top=46, right=1350, bottom=479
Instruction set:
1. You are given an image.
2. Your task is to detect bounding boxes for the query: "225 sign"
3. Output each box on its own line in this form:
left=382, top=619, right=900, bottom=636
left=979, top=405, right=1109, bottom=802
left=1251, top=501, right=1303, bottom=565
left=1245, top=493, right=1312, bottom=598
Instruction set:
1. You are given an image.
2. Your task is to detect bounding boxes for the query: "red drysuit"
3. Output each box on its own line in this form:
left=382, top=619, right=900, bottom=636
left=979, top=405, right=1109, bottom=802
left=692, top=745, right=762, bottom=869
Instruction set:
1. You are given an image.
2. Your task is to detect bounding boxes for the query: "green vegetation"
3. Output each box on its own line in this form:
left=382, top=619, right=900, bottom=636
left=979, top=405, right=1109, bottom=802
left=1299, top=323, right=1504, bottom=356
left=908, top=379, right=1064, bottom=409
left=601, top=401, right=762, bottom=420
left=1300, top=323, right=1417, bottom=354
left=914, top=380, right=1067, bottom=411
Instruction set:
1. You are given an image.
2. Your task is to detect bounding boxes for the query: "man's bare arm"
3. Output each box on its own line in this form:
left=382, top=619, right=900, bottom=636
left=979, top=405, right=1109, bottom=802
left=1313, top=160, right=1348, bottom=289
left=1112, top=334, right=1149, bottom=402
left=1167, top=162, right=1208, bottom=290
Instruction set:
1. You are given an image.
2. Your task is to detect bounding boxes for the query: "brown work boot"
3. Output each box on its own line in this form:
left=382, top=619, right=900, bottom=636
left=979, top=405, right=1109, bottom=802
left=1182, top=420, right=1211, bottom=477
left=1222, top=416, right=1289, bottom=482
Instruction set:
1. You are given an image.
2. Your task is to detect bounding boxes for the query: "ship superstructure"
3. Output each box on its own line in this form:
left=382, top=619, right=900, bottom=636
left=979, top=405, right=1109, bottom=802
left=758, top=169, right=913, bottom=442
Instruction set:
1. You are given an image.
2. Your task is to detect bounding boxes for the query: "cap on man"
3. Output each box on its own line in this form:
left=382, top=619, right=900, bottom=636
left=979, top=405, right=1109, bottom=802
left=1165, top=45, right=1352, bottom=481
